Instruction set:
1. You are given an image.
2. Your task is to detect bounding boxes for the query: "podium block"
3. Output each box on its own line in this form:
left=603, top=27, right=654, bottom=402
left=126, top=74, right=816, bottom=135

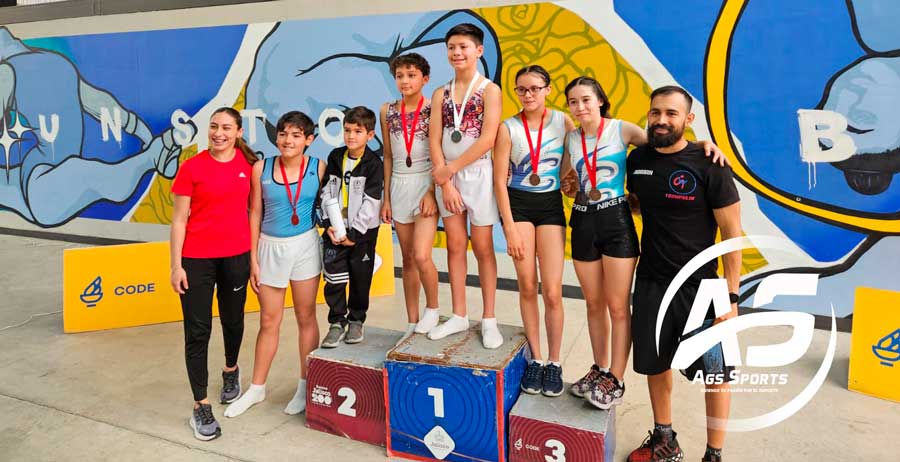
left=508, top=388, right=616, bottom=462
left=306, top=325, right=403, bottom=446
left=385, top=322, right=527, bottom=462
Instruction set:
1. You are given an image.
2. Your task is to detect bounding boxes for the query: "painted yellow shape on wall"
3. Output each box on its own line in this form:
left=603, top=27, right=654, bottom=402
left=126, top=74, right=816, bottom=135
left=63, top=225, right=395, bottom=333
left=849, top=287, right=900, bottom=402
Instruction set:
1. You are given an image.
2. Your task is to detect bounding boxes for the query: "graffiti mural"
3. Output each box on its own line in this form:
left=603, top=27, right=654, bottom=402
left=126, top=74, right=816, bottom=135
left=3, top=1, right=899, bottom=317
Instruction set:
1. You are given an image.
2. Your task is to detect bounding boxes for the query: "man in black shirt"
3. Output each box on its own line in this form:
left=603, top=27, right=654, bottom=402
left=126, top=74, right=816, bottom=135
left=625, top=86, right=742, bottom=462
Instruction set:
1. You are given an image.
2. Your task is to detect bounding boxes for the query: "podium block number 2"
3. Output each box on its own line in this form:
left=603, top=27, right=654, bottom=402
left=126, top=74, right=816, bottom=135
left=427, top=387, right=445, bottom=418
left=545, top=439, right=566, bottom=462
left=337, top=387, right=357, bottom=417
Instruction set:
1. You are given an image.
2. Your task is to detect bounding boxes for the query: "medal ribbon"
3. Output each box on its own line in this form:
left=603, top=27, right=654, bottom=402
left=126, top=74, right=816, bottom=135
left=450, top=73, right=480, bottom=135
left=401, top=96, right=425, bottom=166
left=278, top=156, right=307, bottom=225
left=521, top=108, right=546, bottom=181
left=579, top=117, right=607, bottom=192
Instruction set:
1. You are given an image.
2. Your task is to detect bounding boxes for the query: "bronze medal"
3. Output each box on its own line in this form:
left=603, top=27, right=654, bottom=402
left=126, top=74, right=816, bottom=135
left=405, top=157, right=413, bottom=168
left=589, top=188, right=602, bottom=201
left=529, top=173, right=541, bottom=186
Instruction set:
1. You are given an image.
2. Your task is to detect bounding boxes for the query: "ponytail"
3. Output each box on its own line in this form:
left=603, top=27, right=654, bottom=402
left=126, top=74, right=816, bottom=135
left=234, top=137, right=258, bottom=165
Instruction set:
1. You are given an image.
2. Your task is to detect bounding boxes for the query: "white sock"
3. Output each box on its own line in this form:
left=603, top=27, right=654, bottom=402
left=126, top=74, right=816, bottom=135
left=480, top=318, right=503, bottom=349
left=427, top=314, right=469, bottom=340
left=284, top=379, right=307, bottom=415
left=547, top=361, right=561, bottom=367
left=415, top=308, right=440, bottom=334
left=397, top=323, right=417, bottom=346
left=531, top=359, right=544, bottom=366
left=224, top=383, right=265, bottom=418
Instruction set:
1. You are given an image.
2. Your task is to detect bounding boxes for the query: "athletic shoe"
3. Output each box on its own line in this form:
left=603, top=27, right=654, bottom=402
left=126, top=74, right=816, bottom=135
left=542, top=363, right=564, bottom=397
left=345, top=321, right=365, bottom=344
left=220, top=367, right=241, bottom=404
left=321, top=323, right=346, bottom=348
left=587, top=371, right=625, bottom=409
left=189, top=403, right=222, bottom=441
left=520, top=361, right=543, bottom=394
left=626, top=429, right=684, bottom=462
left=702, top=453, right=722, bottom=462
left=569, top=364, right=604, bottom=397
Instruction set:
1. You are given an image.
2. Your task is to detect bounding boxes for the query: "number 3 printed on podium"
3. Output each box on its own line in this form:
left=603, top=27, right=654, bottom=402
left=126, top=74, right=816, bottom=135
left=545, top=439, right=566, bottom=462
left=427, top=387, right=445, bottom=418
left=337, top=387, right=357, bottom=417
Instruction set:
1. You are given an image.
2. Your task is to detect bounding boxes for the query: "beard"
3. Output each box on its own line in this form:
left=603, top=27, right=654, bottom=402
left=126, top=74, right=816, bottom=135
left=647, top=123, right=684, bottom=148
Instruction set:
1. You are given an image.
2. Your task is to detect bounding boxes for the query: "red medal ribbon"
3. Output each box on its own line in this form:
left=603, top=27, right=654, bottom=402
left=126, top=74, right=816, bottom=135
left=579, top=117, right=607, bottom=192
left=401, top=96, right=425, bottom=167
left=279, top=156, right=307, bottom=226
left=521, top=108, right=546, bottom=180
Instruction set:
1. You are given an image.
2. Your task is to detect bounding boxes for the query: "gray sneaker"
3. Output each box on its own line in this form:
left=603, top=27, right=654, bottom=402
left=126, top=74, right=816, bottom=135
left=321, top=323, right=346, bottom=348
left=220, top=366, right=241, bottom=404
left=189, top=403, right=221, bottom=441
left=345, top=321, right=365, bottom=344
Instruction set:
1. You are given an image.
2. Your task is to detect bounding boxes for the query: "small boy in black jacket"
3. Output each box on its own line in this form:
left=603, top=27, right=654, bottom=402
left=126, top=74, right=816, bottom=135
left=320, top=106, right=383, bottom=347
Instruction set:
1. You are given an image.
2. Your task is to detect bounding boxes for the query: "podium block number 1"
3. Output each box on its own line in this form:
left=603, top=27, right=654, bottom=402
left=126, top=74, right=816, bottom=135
left=545, top=439, right=566, bottom=462
left=337, top=387, right=357, bottom=417
left=427, top=387, right=445, bottom=418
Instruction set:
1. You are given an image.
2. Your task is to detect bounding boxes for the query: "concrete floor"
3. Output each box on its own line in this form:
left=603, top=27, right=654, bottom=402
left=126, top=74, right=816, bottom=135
left=0, top=234, right=897, bottom=461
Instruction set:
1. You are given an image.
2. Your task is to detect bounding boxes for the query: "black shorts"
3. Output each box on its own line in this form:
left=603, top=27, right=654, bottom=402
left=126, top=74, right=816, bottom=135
left=508, top=188, right=566, bottom=227
left=569, top=197, right=639, bottom=261
left=631, top=277, right=734, bottom=382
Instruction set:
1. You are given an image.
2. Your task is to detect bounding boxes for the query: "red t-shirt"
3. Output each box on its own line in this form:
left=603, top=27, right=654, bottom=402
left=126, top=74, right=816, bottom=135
left=171, top=149, right=252, bottom=258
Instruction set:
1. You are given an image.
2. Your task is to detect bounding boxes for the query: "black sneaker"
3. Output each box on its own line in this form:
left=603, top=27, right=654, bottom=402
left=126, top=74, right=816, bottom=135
left=542, top=363, right=564, bottom=397
left=520, top=361, right=543, bottom=394
left=569, top=364, right=604, bottom=397
left=189, top=403, right=222, bottom=441
left=220, top=367, right=241, bottom=404
left=587, top=371, right=625, bottom=409
left=626, top=429, right=684, bottom=462
left=702, top=453, right=722, bottom=462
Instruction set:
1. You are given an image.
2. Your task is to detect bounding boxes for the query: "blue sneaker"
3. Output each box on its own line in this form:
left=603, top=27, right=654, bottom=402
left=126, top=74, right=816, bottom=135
left=520, top=361, right=543, bottom=394
left=542, top=363, right=564, bottom=397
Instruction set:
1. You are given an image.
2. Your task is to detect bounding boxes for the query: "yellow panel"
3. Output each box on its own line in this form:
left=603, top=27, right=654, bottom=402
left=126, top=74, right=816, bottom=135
left=848, top=287, right=900, bottom=402
left=63, top=225, right=395, bottom=333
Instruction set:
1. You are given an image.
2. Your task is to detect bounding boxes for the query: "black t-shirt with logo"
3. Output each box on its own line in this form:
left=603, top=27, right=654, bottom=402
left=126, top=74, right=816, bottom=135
left=627, top=142, right=739, bottom=284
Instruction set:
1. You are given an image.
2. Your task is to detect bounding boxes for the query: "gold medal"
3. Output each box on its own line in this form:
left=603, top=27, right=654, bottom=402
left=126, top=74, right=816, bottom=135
left=341, top=207, right=349, bottom=219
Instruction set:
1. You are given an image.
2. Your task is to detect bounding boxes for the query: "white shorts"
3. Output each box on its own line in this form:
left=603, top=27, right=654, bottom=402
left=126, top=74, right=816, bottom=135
left=390, top=171, right=432, bottom=225
left=434, top=160, right=499, bottom=226
left=258, top=228, right=322, bottom=288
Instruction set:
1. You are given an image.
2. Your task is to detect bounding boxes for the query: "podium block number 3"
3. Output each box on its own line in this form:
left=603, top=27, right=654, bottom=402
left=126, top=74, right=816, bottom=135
left=427, top=387, right=445, bottom=418
left=545, top=439, right=566, bottom=462
left=337, top=387, right=357, bottom=417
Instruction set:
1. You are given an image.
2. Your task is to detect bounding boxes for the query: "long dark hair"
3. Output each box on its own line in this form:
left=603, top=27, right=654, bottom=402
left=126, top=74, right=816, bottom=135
left=564, top=76, right=611, bottom=118
left=211, top=107, right=258, bottom=165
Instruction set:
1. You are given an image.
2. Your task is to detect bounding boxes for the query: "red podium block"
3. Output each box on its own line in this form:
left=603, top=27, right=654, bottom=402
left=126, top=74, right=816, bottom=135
left=305, top=325, right=403, bottom=446
left=508, top=385, right=616, bottom=462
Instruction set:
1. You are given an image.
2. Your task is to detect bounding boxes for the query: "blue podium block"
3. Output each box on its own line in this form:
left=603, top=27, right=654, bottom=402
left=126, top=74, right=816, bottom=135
left=384, top=322, right=527, bottom=462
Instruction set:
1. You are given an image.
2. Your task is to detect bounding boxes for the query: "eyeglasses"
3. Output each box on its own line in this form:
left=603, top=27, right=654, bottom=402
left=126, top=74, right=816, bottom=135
left=514, top=85, right=548, bottom=96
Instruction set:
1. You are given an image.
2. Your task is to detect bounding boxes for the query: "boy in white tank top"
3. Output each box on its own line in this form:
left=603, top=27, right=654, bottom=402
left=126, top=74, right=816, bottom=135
left=427, top=23, right=504, bottom=349
left=379, top=53, right=442, bottom=343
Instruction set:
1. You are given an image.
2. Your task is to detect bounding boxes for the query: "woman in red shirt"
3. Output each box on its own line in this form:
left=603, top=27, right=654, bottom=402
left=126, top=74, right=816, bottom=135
left=170, top=107, right=257, bottom=441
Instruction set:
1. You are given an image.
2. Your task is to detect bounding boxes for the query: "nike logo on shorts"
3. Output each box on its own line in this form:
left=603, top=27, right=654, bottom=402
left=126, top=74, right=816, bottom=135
left=233, top=285, right=245, bottom=292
